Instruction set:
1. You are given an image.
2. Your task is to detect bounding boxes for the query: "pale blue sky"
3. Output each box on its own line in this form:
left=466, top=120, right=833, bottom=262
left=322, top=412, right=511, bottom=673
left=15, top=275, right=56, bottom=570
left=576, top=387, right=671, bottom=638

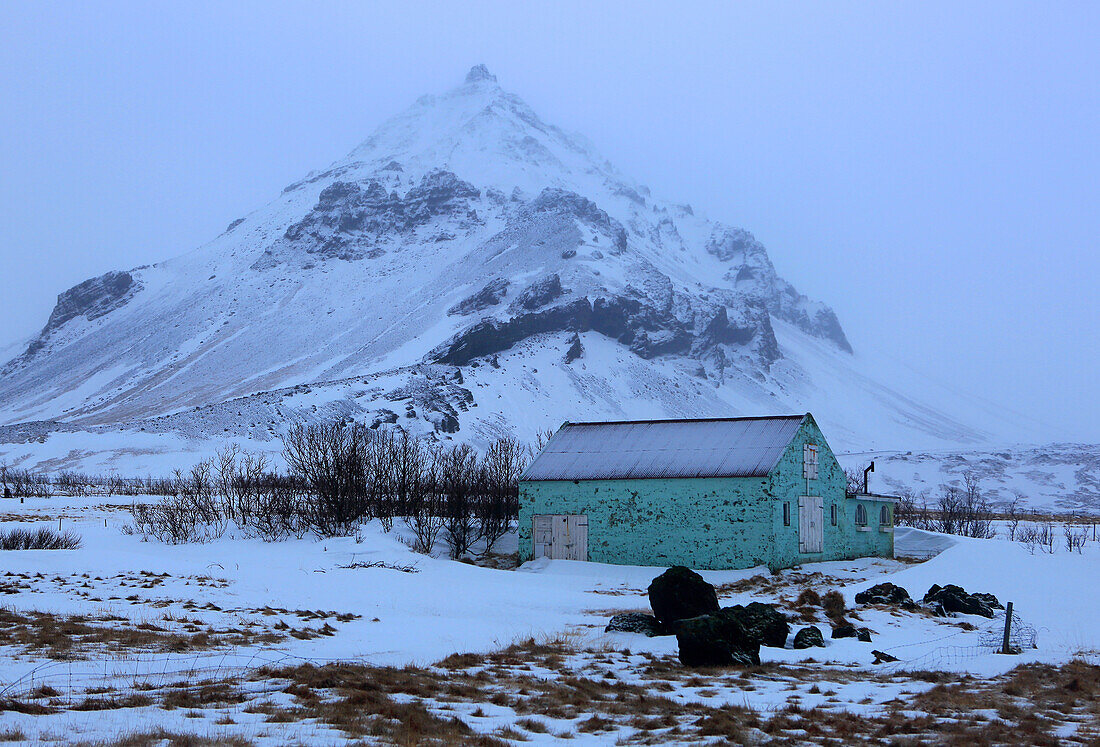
left=1, top=1, right=1097, bottom=440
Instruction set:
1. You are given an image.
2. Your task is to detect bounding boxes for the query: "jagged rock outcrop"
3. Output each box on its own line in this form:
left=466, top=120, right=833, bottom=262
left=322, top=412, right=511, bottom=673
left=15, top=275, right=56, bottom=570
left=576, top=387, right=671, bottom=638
left=563, top=333, right=584, bottom=364
left=22, top=271, right=138, bottom=358
left=449, top=279, right=509, bottom=316
left=512, top=274, right=563, bottom=311
left=432, top=282, right=782, bottom=367
left=855, top=583, right=915, bottom=608
left=281, top=170, right=481, bottom=260
left=923, top=584, right=1000, bottom=618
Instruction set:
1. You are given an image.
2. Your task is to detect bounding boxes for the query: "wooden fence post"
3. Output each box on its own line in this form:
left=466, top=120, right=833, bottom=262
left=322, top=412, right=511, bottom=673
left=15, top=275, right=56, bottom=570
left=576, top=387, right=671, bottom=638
left=1001, top=601, right=1014, bottom=654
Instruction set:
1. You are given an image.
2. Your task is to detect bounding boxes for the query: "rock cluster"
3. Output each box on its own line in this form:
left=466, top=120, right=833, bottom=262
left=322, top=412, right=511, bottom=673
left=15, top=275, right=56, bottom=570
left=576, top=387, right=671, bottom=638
left=854, top=582, right=914, bottom=608
left=923, top=584, right=1002, bottom=618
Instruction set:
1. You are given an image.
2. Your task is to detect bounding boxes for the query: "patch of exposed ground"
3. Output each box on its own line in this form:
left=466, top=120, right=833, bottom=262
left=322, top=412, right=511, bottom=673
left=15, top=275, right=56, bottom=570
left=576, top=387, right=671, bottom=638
left=4, top=640, right=1097, bottom=745
left=0, top=607, right=349, bottom=660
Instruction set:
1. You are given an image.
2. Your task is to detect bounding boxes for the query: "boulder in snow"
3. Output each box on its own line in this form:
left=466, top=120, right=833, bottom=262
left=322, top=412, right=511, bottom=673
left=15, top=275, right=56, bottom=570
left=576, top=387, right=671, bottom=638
left=648, top=566, right=719, bottom=627
left=675, top=613, right=760, bottom=667
left=605, top=612, right=666, bottom=637
left=721, top=602, right=789, bottom=648
left=793, top=626, right=825, bottom=649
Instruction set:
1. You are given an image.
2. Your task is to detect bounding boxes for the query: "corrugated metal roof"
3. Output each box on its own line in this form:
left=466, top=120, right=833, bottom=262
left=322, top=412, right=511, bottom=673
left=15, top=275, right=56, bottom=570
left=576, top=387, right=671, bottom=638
left=521, top=415, right=807, bottom=481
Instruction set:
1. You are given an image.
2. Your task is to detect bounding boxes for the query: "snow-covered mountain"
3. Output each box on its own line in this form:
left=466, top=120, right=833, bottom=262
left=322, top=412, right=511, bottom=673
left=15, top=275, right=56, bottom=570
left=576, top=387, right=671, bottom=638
left=0, top=66, right=1079, bottom=503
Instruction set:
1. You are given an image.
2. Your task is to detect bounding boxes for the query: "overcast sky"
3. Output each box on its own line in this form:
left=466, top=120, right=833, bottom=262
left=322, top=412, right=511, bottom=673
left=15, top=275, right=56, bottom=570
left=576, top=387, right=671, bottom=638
left=1, top=1, right=1097, bottom=441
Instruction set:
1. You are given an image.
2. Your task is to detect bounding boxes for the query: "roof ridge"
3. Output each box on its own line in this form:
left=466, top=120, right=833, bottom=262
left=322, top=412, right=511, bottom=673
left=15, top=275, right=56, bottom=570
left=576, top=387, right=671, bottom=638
left=564, top=414, right=806, bottom=427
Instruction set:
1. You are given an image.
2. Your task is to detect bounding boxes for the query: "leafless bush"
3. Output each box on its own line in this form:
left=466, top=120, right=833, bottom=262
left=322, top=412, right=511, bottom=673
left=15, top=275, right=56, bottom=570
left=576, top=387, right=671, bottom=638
left=1018, top=522, right=1056, bottom=554
left=0, top=464, right=52, bottom=498
left=844, top=468, right=864, bottom=498
left=933, top=473, right=995, bottom=538
left=1064, top=522, right=1088, bottom=553
left=478, top=437, right=526, bottom=555
left=0, top=526, right=82, bottom=550
left=123, top=422, right=529, bottom=548
left=439, top=443, right=481, bottom=559
left=1006, top=495, right=1023, bottom=541
left=283, top=422, right=372, bottom=536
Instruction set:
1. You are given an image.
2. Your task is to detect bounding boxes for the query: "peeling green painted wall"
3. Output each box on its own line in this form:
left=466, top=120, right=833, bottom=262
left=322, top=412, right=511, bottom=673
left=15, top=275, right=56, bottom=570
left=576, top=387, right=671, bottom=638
left=518, top=414, right=894, bottom=570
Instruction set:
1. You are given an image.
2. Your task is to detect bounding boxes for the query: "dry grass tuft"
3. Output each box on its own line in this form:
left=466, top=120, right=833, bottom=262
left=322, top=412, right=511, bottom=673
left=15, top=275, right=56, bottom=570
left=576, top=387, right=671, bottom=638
left=795, top=588, right=822, bottom=607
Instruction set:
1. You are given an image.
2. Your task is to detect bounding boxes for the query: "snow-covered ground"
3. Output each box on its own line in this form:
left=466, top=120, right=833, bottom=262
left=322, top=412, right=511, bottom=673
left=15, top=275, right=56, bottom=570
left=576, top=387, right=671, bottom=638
left=1, top=496, right=1099, bottom=743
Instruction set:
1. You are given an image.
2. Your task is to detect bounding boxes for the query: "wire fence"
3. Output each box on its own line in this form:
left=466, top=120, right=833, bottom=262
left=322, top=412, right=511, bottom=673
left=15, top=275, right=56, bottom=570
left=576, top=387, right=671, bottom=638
left=0, top=646, right=334, bottom=703
left=878, top=606, right=1038, bottom=673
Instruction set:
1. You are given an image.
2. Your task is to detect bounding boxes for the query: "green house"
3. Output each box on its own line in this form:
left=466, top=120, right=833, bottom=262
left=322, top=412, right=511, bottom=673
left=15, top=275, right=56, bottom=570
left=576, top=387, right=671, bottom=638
left=518, top=414, right=895, bottom=570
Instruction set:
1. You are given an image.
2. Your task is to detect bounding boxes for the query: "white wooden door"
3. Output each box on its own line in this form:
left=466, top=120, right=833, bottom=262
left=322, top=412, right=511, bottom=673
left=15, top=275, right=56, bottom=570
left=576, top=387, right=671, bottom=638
left=533, top=515, right=553, bottom=558
left=798, top=496, right=823, bottom=553
left=534, top=514, right=588, bottom=560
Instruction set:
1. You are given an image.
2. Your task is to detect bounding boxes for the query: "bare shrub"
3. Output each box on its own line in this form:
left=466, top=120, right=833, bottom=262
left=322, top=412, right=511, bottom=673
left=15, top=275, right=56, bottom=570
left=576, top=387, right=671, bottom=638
left=1019, top=522, right=1057, bottom=554
left=822, top=590, right=846, bottom=621
left=0, top=464, right=52, bottom=498
left=933, top=473, right=995, bottom=538
left=283, top=422, right=372, bottom=536
left=1064, top=522, right=1087, bottom=553
left=844, top=468, right=864, bottom=498
left=439, top=443, right=481, bottom=559
left=479, top=437, right=526, bottom=555
left=403, top=446, right=444, bottom=555
left=1006, top=495, right=1023, bottom=541
left=0, top=526, right=82, bottom=550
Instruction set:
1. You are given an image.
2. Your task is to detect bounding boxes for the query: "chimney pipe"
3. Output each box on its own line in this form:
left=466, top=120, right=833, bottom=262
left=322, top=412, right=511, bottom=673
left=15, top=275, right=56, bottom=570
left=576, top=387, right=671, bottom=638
left=863, top=461, right=875, bottom=494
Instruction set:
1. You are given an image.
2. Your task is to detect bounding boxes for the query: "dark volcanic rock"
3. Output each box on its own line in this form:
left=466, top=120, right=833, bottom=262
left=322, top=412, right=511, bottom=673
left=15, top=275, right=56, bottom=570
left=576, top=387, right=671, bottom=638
left=563, top=333, right=584, bottom=364
left=648, top=567, right=719, bottom=627
left=25, top=271, right=139, bottom=356
left=433, top=299, right=592, bottom=366
left=923, top=584, right=996, bottom=618
left=793, top=626, right=825, bottom=649
left=855, top=583, right=914, bottom=608
left=448, top=279, right=509, bottom=316
left=831, top=624, right=858, bottom=640
left=514, top=274, right=563, bottom=311
left=433, top=290, right=704, bottom=366
left=527, top=188, right=627, bottom=255
left=857, top=628, right=873, bottom=643
left=283, top=170, right=481, bottom=260
left=970, top=592, right=1003, bottom=610
left=675, top=613, right=760, bottom=667
left=606, top=612, right=666, bottom=637
left=43, top=271, right=135, bottom=332
left=721, top=603, right=790, bottom=648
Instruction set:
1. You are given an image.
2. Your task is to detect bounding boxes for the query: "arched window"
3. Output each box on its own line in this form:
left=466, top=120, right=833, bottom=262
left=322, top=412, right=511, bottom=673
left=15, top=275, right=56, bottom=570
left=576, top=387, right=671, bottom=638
left=855, top=503, right=867, bottom=526
left=880, top=504, right=891, bottom=526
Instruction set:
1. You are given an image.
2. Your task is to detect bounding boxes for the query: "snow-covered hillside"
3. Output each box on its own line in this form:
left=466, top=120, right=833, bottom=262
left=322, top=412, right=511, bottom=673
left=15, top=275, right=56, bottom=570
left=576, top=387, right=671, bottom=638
left=0, top=66, right=1084, bottom=505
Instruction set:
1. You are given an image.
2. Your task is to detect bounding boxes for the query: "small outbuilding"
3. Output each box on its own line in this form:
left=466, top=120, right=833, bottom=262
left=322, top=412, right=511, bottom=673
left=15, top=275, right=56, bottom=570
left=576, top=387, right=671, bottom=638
left=518, top=413, right=895, bottom=570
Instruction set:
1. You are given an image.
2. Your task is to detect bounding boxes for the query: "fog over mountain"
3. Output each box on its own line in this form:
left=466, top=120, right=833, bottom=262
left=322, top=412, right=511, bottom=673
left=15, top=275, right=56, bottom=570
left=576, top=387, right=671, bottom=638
left=0, top=64, right=1096, bottom=509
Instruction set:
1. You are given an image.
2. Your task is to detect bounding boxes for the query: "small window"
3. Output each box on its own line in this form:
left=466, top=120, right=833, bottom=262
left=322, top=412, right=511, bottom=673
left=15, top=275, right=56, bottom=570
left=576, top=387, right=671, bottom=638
left=880, top=504, right=891, bottom=526
left=803, top=444, right=819, bottom=480
left=856, top=503, right=867, bottom=526
left=830, top=503, right=838, bottom=526
left=782, top=501, right=790, bottom=526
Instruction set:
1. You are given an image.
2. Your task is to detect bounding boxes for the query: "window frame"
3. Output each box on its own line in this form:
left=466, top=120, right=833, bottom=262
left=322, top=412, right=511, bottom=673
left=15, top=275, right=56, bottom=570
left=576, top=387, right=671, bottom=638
left=803, top=444, right=819, bottom=480
left=782, top=501, right=791, bottom=527
left=880, top=504, right=891, bottom=526
left=830, top=503, right=838, bottom=526
left=855, top=503, right=867, bottom=526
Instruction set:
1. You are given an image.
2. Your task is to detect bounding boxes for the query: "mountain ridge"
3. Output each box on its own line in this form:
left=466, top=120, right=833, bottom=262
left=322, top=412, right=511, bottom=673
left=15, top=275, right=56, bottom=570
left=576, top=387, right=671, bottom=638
left=0, top=66, right=1047, bottom=482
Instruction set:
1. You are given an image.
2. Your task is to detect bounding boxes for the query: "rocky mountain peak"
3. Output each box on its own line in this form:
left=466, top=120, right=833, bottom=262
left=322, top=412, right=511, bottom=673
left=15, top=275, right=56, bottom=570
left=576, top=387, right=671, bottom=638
left=464, top=64, right=498, bottom=85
